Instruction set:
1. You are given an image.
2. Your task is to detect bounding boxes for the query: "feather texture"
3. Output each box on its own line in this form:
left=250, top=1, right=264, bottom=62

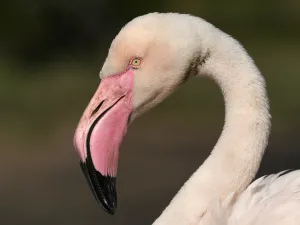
left=206, top=171, right=300, bottom=225
left=228, top=170, right=300, bottom=225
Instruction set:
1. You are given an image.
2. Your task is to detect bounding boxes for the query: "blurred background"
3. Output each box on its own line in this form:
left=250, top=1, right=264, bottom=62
left=1, top=0, right=299, bottom=224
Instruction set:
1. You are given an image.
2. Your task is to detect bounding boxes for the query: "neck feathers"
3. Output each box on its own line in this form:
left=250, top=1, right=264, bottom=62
left=202, top=32, right=271, bottom=191
left=153, top=22, right=271, bottom=225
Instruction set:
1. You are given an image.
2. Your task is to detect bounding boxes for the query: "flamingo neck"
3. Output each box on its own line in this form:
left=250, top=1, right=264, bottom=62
left=153, top=28, right=271, bottom=225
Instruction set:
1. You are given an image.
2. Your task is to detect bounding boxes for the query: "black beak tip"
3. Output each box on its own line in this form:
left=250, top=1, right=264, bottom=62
left=97, top=180, right=117, bottom=215
left=80, top=161, right=117, bottom=215
left=101, top=199, right=117, bottom=215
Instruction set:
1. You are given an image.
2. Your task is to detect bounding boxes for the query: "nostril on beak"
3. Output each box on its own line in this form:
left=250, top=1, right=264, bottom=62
left=91, top=100, right=105, bottom=118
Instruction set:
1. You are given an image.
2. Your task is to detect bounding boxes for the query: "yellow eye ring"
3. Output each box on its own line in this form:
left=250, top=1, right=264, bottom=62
left=130, top=58, right=142, bottom=68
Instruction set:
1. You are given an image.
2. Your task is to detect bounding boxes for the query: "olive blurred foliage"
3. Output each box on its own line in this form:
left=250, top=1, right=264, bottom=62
left=0, top=1, right=300, bottom=225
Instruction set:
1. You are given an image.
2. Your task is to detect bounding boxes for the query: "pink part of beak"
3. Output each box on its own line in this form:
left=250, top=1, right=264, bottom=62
left=74, top=69, right=134, bottom=176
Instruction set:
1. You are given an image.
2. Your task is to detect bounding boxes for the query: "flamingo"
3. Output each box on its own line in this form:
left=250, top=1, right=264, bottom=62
left=73, top=13, right=300, bottom=225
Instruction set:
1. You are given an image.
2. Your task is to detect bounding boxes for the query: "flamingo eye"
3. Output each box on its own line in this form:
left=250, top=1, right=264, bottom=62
left=130, top=58, right=142, bottom=69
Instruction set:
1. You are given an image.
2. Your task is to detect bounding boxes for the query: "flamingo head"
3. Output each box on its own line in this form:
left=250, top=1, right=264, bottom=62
left=73, top=13, right=204, bottom=214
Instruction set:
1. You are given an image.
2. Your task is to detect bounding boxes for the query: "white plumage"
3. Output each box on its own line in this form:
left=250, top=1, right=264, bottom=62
left=227, top=171, right=300, bottom=225
left=201, top=171, right=300, bottom=225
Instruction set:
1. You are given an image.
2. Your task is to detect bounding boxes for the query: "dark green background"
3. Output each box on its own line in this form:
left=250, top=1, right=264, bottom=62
left=1, top=1, right=299, bottom=224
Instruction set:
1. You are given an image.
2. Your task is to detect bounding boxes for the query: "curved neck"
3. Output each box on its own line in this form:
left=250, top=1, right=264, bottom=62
left=153, top=26, right=271, bottom=225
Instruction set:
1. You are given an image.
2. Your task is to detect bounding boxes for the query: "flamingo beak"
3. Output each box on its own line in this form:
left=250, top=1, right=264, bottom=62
left=73, top=69, right=134, bottom=214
